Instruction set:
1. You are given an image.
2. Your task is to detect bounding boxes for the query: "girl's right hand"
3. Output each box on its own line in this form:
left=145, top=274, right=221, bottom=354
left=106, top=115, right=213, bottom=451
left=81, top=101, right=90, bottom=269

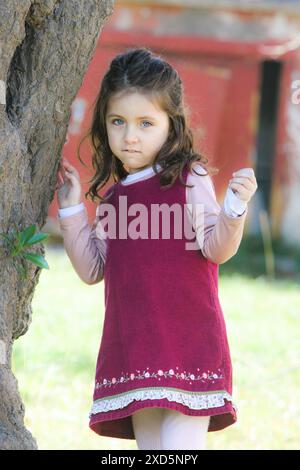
left=56, top=158, right=83, bottom=209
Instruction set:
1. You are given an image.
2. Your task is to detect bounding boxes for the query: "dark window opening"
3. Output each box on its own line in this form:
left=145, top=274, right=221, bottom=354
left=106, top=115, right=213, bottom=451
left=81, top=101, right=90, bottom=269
left=256, top=60, right=282, bottom=215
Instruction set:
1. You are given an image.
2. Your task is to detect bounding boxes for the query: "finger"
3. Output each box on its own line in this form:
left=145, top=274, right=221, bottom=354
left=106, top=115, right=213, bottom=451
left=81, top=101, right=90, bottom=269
left=57, top=171, right=64, bottom=184
left=55, top=180, right=62, bottom=190
left=59, top=164, right=66, bottom=178
left=63, top=162, right=79, bottom=176
left=65, top=170, right=75, bottom=181
left=230, top=182, right=248, bottom=188
left=231, top=176, right=254, bottom=183
left=229, top=183, right=249, bottom=200
left=62, top=162, right=74, bottom=172
left=231, top=175, right=256, bottom=185
left=232, top=178, right=257, bottom=191
left=62, top=159, right=74, bottom=169
left=230, top=177, right=253, bottom=189
left=233, top=168, right=255, bottom=178
left=230, top=182, right=251, bottom=194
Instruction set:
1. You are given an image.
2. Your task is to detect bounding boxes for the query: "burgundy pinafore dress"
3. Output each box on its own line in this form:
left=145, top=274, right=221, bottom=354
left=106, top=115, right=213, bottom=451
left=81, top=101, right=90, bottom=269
left=89, top=164, right=237, bottom=440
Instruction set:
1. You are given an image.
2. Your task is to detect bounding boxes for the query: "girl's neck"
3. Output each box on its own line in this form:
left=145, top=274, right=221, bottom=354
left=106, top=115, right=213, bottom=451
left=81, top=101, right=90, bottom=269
left=121, top=163, right=163, bottom=185
left=127, top=165, right=153, bottom=175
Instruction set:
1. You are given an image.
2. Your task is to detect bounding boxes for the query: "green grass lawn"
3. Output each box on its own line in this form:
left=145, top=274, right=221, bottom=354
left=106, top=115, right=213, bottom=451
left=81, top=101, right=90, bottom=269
left=11, top=243, right=300, bottom=450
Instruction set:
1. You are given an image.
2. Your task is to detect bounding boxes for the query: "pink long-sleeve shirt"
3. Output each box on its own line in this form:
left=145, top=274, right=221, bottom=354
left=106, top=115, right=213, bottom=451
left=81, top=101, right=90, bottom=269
left=57, top=163, right=248, bottom=284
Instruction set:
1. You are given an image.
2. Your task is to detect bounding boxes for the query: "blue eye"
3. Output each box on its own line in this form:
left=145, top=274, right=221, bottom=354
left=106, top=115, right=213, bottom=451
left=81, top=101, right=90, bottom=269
left=111, top=119, right=153, bottom=127
left=112, top=118, right=123, bottom=126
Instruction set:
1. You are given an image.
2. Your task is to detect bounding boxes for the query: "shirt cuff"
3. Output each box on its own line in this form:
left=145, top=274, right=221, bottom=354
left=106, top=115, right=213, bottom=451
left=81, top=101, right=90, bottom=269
left=223, top=187, right=247, bottom=217
left=58, top=202, right=85, bottom=219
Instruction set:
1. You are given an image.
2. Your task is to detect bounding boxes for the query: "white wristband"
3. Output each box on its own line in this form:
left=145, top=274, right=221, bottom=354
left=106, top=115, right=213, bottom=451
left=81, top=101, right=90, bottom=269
left=224, top=187, right=247, bottom=217
left=58, top=202, right=85, bottom=219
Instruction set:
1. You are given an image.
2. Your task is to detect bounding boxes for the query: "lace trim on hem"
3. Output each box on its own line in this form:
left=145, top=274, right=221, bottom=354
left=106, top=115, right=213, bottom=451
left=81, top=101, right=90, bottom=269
left=89, top=388, right=237, bottom=417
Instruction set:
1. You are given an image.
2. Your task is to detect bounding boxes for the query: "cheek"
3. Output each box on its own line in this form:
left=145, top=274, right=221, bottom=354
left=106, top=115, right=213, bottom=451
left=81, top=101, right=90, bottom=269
left=148, top=127, right=167, bottom=142
left=154, top=128, right=169, bottom=147
left=107, top=128, right=120, bottom=144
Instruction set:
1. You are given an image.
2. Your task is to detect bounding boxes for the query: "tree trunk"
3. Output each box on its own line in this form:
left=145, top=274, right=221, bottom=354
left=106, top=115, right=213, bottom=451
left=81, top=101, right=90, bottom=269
left=0, top=0, right=114, bottom=449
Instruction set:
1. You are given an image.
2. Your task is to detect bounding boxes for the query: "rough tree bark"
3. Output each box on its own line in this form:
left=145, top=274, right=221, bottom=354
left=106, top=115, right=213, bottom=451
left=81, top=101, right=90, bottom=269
left=0, top=0, right=114, bottom=450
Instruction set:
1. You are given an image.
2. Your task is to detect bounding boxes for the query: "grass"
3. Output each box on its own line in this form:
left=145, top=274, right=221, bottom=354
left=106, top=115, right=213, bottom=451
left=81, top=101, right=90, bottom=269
left=11, top=241, right=300, bottom=450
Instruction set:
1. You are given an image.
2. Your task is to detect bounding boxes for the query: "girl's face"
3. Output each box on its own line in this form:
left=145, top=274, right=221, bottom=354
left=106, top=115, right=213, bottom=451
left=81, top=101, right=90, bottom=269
left=105, top=90, right=170, bottom=174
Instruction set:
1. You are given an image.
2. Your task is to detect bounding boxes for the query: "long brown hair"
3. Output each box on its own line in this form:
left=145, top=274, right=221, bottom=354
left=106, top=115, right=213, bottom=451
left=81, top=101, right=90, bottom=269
left=77, top=46, right=218, bottom=202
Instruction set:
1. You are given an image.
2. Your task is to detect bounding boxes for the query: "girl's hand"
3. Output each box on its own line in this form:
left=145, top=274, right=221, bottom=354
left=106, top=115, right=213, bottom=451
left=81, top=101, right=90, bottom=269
left=229, top=168, right=258, bottom=203
left=56, top=158, right=82, bottom=209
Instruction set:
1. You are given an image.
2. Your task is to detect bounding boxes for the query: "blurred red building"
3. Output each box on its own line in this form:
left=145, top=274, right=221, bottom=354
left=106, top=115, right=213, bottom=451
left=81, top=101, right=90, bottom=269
left=47, top=0, right=300, bottom=246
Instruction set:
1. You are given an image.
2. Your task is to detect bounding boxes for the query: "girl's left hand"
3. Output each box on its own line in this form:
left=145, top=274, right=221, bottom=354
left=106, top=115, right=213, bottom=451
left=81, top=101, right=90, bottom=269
left=229, top=168, right=258, bottom=203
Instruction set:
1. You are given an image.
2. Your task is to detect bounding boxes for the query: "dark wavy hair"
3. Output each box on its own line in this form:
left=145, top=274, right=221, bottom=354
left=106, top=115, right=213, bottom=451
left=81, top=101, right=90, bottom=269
left=77, top=46, right=218, bottom=202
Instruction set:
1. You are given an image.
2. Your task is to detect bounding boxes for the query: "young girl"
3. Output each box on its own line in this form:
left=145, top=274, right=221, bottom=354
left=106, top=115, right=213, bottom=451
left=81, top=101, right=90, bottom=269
left=56, top=47, right=257, bottom=450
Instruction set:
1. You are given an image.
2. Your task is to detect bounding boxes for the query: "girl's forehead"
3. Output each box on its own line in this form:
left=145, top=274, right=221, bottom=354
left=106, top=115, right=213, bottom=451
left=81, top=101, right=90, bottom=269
left=107, top=89, right=163, bottom=114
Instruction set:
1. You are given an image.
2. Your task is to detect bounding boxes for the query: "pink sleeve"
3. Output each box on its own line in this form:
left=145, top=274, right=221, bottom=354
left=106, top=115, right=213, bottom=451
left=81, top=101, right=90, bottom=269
left=186, top=163, right=248, bottom=264
left=58, top=204, right=107, bottom=285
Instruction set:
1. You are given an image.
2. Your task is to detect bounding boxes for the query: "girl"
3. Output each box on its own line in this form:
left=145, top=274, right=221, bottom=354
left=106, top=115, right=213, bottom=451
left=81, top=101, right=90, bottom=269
left=56, top=47, right=257, bottom=450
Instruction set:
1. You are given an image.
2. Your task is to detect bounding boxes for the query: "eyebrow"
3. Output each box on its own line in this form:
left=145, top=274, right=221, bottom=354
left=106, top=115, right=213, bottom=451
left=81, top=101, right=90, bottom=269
left=107, top=113, right=157, bottom=120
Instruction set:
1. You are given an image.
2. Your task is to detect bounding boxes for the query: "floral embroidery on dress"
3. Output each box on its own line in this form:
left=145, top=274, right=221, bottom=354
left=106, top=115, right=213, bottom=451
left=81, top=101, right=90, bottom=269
left=95, top=367, right=223, bottom=390
left=89, top=388, right=237, bottom=416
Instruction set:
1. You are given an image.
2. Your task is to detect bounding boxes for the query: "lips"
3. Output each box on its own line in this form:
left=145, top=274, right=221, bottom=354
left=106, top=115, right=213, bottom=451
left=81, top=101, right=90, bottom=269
left=123, top=149, right=140, bottom=153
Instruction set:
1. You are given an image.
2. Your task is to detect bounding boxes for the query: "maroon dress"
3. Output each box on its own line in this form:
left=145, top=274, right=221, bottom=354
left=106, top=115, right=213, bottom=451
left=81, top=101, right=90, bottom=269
left=89, top=164, right=237, bottom=440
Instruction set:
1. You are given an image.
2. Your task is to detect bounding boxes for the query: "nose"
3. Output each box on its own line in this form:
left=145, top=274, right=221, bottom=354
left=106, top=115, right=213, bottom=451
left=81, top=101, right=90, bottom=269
left=124, top=125, right=139, bottom=144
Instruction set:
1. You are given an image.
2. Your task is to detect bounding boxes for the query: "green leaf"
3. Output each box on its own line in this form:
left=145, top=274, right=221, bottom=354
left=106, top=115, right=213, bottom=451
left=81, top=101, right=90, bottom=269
left=26, top=232, right=50, bottom=246
left=11, top=243, right=21, bottom=257
left=22, top=252, right=50, bottom=269
left=19, top=225, right=36, bottom=247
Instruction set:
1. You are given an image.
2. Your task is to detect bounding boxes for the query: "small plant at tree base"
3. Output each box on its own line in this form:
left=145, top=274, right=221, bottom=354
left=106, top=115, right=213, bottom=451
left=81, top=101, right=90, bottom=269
left=0, top=223, right=50, bottom=280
